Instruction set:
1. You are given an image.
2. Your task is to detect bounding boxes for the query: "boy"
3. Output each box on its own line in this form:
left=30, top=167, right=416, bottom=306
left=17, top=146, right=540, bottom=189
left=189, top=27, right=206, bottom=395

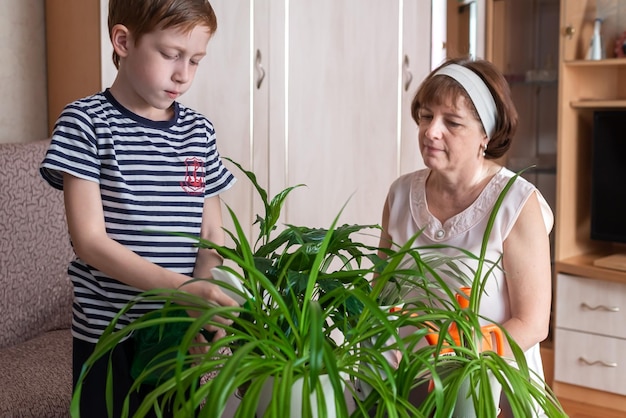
left=40, top=0, right=237, bottom=416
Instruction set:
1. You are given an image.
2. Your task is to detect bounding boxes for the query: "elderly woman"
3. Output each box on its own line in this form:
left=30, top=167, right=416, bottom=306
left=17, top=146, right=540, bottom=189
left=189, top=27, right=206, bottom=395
left=378, top=57, right=553, bottom=415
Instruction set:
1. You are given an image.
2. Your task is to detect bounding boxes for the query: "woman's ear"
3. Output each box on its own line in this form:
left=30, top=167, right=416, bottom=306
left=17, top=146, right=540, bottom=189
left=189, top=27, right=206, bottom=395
left=110, top=24, right=131, bottom=59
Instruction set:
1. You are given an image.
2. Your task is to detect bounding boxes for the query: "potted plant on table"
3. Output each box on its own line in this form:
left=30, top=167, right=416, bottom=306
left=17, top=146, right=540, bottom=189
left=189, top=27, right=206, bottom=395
left=71, top=163, right=566, bottom=417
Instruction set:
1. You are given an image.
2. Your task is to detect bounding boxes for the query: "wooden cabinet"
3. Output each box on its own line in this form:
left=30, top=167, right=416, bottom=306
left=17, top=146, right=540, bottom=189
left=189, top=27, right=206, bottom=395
left=555, top=328, right=626, bottom=395
left=554, top=273, right=626, bottom=396
left=46, top=0, right=432, bottom=242
left=553, top=0, right=626, bottom=411
left=556, top=273, right=626, bottom=338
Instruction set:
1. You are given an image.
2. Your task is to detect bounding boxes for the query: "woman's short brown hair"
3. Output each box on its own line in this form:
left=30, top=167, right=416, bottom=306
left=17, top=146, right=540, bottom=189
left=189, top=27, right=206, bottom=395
left=108, top=0, right=217, bottom=69
left=411, top=57, right=518, bottom=159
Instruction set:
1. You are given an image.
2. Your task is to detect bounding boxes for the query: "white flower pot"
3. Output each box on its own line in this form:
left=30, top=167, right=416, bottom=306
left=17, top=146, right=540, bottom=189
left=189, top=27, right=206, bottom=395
left=354, top=305, right=401, bottom=401
left=255, top=374, right=344, bottom=418
left=453, top=372, right=501, bottom=418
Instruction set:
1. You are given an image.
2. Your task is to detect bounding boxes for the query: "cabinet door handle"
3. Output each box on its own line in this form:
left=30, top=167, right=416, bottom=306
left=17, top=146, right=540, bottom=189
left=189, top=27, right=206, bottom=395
left=581, top=302, right=620, bottom=312
left=403, top=55, right=413, bottom=92
left=579, top=357, right=618, bottom=368
left=255, top=49, right=265, bottom=89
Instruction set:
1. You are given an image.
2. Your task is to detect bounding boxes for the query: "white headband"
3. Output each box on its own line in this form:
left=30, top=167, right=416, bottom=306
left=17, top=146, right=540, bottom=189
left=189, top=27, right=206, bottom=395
left=434, top=64, right=497, bottom=141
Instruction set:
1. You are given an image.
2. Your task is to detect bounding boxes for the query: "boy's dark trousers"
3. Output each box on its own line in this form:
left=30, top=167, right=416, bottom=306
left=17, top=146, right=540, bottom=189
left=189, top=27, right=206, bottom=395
left=73, top=337, right=175, bottom=418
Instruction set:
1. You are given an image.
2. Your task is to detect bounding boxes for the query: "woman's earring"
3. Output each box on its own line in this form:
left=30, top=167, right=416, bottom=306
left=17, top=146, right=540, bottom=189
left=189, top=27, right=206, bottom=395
left=482, top=143, right=487, bottom=157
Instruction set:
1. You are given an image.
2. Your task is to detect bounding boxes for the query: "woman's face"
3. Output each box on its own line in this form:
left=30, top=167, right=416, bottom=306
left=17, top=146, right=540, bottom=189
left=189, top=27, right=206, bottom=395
left=417, top=95, right=487, bottom=173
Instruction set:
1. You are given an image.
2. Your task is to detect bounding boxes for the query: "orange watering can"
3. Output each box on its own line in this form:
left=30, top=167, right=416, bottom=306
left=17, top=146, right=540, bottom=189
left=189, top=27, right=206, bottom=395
left=424, top=287, right=505, bottom=356
left=423, top=287, right=506, bottom=394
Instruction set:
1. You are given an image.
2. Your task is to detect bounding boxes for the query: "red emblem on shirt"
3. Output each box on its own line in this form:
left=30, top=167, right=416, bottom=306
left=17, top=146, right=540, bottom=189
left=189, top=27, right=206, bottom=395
left=181, top=157, right=205, bottom=195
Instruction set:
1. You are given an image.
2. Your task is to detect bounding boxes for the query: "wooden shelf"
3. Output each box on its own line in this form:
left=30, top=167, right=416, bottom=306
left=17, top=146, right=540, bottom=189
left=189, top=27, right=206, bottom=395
left=556, top=253, right=626, bottom=284
left=564, top=58, right=626, bottom=67
left=570, top=100, right=626, bottom=109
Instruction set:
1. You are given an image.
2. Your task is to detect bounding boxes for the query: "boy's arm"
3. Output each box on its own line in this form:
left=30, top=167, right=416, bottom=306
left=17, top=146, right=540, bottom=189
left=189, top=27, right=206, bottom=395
left=192, top=195, right=225, bottom=279
left=63, top=173, right=236, bottom=310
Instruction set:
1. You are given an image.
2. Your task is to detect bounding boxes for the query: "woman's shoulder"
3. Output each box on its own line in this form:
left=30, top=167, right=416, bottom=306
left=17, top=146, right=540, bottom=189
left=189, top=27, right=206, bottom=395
left=495, top=167, right=538, bottom=192
left=495, top=167, right=554, bottom=233
left=389, top=168, right=428, bottom=191
left=385, top=169, right=428, bottom=213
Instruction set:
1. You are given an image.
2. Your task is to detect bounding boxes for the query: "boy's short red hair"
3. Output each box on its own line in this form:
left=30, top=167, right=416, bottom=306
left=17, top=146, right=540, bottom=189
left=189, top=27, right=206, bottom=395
left=108, top=0, right=217, bottom=69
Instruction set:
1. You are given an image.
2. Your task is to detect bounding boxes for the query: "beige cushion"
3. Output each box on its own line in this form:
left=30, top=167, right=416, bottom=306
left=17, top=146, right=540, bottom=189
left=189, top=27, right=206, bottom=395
left=0, top=329, right=72, bottom=417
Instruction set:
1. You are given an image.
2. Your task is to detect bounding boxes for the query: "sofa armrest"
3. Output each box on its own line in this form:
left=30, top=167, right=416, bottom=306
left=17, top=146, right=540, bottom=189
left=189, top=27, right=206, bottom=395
left=0, top=140, right=74, bottom=349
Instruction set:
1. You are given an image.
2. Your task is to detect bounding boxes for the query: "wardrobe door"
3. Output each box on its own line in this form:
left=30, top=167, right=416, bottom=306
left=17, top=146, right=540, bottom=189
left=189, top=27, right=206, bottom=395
left=180, top=0, right=269, bottom=241
left=268, top=0, right=429, bottom=240
left=401, top=0, right=432, bottom=176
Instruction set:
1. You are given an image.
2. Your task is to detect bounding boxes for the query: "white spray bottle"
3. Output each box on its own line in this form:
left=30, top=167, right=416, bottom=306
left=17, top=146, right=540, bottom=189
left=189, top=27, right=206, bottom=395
left=587, top=18, right=605, bottom=60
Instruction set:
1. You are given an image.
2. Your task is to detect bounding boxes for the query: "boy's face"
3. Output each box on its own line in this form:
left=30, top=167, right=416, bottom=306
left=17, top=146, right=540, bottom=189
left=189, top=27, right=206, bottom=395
left=115, top=25, right=212, bottom=120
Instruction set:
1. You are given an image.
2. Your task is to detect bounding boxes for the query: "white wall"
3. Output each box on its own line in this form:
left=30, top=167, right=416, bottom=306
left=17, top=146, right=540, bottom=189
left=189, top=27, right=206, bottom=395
left=0, top=0, right=48, bottom=144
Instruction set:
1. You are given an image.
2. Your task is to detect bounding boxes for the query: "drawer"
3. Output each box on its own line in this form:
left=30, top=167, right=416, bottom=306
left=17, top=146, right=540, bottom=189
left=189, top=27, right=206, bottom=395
left=555, top=273, right=626, bottom=338
left=554, top=328, right=626, bottom=396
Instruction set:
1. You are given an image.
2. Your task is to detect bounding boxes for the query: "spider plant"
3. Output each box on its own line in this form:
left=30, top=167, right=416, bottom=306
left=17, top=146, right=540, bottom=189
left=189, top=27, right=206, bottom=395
left=71, top=159, right=421, bottom=417
left=71, top=163, right=566, bottom=418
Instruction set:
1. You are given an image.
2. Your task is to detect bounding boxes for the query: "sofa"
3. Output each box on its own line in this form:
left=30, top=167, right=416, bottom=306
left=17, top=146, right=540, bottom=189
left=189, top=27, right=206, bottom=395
left=0, top=139, right=74, bottom=417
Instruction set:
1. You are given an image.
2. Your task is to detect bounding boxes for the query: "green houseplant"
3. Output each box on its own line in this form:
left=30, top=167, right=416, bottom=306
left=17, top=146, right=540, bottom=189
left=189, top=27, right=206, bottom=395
left=71, top=162, right=566, bottom=418
left=371, top=172, right=566, bottom=418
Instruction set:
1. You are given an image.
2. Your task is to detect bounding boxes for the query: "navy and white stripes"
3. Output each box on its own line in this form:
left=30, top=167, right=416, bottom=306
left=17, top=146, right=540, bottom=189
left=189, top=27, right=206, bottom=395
left=40, top=90, right=235, bottom=343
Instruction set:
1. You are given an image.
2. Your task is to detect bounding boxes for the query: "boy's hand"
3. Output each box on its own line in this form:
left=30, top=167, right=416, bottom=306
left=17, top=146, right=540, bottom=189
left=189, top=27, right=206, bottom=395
left=180, top=279, right=239, bottom=338
left=189, top=332, right=210, bottom=356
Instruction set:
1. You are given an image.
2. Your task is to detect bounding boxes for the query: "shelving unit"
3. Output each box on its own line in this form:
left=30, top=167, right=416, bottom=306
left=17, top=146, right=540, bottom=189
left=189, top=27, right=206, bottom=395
left=553, top=0, right=626, bottom=412
left=562, top=59, right=626, bottom=109
left=486, top=0, right=560, bottom=355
